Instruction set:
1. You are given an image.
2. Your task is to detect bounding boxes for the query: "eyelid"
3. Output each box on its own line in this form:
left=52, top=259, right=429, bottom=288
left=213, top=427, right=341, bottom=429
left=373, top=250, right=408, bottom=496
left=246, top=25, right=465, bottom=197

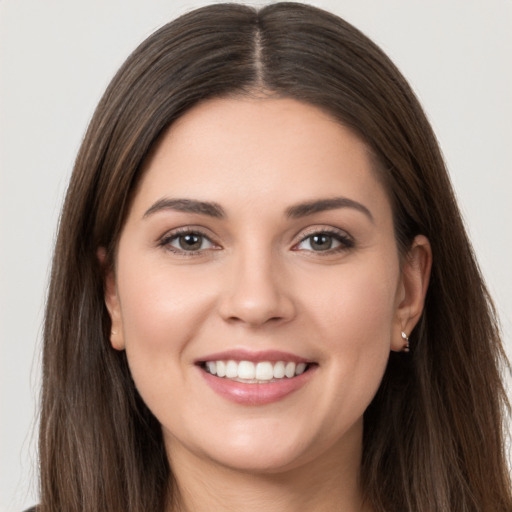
left=156, top=224, right=353, bottom=255
left=295, top=225, right=353, bottom=242
left=157, top=226, right=221, bottom=255
left=292, top=225, right=354, bottom=252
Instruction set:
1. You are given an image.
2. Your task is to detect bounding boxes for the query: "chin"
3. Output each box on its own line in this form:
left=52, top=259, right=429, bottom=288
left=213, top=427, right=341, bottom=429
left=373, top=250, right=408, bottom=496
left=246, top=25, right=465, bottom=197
left=166, top=413, right=362, bottom=477
left=203, top=444, right=313, bottom=475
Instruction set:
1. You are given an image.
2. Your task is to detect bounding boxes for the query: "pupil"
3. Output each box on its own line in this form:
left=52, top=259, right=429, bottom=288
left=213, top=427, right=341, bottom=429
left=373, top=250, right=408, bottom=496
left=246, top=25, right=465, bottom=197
left=311, top=234, right=332, bottom=250
left=180, top=234, right=201, bottom=250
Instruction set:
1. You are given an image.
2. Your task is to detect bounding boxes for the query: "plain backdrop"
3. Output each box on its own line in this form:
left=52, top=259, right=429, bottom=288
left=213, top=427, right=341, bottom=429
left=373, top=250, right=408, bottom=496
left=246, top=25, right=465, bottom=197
left=1, top=0, right=511, bottom=510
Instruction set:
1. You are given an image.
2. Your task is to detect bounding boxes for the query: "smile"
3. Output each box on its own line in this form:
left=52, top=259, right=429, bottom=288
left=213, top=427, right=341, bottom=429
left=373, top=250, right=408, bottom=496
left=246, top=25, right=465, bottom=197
left=197, top=350, right=317, bottom=405
left=202, top=360, right=310, bottom=382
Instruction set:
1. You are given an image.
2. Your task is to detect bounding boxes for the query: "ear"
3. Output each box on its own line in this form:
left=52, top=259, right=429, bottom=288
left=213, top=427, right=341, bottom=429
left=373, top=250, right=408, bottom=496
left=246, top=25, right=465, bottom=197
left=97, top=248, right=125, bottom=351
left=391, top=235, right=432, bottom=352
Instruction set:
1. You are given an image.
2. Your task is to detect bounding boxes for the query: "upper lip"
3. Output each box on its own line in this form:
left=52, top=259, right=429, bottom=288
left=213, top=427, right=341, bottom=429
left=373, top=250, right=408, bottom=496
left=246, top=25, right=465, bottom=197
left=196, top=349, right=312, bottom=364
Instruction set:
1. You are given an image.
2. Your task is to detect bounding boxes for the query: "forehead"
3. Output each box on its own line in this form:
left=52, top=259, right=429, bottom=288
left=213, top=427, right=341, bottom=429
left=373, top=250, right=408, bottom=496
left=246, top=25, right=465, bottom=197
left=132, top=97, right=390, bottom=220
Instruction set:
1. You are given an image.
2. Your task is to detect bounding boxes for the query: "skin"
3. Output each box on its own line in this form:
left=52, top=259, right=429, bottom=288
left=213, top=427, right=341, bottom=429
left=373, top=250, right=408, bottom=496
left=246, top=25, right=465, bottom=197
left=104, top=97, right=431, bottom=512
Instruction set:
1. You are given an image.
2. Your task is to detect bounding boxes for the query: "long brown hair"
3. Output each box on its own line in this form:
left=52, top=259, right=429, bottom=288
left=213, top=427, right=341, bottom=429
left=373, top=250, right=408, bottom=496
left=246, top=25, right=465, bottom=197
left=39, top=3, right=511, bottom=511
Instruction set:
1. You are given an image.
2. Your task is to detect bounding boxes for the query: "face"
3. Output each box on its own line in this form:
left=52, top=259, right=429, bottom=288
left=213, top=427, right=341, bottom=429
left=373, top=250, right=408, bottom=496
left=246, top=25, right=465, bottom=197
left=105, top=97, right=425, bottom=475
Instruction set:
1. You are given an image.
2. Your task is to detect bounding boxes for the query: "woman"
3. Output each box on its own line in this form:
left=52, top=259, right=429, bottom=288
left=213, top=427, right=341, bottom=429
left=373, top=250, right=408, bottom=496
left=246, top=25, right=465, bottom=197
left=37, top=2, right=511, bottom=511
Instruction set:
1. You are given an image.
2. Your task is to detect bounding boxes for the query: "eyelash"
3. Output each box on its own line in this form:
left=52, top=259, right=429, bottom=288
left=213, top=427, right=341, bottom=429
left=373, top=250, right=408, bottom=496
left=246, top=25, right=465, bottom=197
left=158, top=227, right=354, bottom=256
left=293, top=228, right=354, bottom=254
left=158, top=227, right=219, bottom=256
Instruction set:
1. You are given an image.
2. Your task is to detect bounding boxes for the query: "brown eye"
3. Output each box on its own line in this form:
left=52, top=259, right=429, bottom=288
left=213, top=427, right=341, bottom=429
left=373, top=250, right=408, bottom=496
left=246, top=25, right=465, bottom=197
left=178, top=233, right=204, bottom=251
left=295, top=230, right=354, bottom=253
left=163, top=231, right=216, bottom=253
left=298, top=233, right=341, bottom=252
left=309, top=234, right=335, bottom=251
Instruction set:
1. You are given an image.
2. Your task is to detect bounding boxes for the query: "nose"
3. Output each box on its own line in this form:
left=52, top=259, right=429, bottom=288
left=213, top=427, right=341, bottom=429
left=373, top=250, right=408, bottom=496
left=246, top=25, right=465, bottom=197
left=218, top=249, right=296, bottom=327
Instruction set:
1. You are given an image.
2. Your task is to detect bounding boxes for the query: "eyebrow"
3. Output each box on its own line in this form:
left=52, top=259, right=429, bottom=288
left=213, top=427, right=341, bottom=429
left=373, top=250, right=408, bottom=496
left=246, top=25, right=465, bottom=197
left=143, top=196, right=373, bottom=222
left=143, top=198, right=225, bottom=219
left=286, top=197, right=374, bottom=222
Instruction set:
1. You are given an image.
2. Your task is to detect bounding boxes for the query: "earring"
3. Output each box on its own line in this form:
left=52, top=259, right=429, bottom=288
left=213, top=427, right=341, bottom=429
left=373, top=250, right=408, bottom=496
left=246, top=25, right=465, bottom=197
left=401, top=331, right=410, bottom=353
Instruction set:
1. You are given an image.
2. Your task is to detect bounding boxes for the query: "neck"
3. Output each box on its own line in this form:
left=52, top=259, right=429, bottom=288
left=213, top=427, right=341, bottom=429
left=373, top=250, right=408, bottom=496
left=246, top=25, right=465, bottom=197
left=166, top=424, right=371, bottom=512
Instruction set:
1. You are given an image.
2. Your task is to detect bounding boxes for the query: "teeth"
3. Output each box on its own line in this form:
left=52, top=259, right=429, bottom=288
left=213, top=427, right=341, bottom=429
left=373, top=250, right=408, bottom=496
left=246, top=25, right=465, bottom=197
left=203, top=360, right=310, bottom=381
left=273, top=361, right=285, bottom=379
left=216, top=361, right=226, bottom=377
left=225, top=360, right=238, bottom=378
left=238, top=360, right=255, bottom=379
left=295, top=362, right=307, bottom=375
left=285, top=362, right=296, bottom=378
left=255, top=362, right=274, bottom=381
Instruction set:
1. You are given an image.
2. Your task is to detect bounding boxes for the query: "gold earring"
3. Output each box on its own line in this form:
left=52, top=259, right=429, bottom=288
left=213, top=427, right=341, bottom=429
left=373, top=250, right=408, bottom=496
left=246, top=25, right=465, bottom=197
left=401, top=331, right=410, bottom=353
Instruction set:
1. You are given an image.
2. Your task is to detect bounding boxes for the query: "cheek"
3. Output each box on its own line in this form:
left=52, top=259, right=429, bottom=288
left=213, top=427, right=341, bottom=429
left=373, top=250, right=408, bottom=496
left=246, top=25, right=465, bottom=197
left=303, top=259, right=399, bottom=408
left=115, top=257, right=216, bottom=394
left=118, top=255, right=212, bottom=341
left=310, top=260, right=399, bottom=346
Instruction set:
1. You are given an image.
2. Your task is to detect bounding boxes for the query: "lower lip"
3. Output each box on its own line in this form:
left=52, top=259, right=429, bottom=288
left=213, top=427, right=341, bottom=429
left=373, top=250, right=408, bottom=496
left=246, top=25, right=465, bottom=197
left=199, top=366, right=316, bottom=405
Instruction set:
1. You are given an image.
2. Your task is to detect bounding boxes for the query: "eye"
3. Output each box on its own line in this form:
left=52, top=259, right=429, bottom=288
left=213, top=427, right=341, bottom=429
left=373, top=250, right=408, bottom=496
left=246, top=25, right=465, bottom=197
left=294, top=230, right=354, bottom=253
left=160, top=230, right=218, bottom=253
left=297, top=233, right=340, bottom=251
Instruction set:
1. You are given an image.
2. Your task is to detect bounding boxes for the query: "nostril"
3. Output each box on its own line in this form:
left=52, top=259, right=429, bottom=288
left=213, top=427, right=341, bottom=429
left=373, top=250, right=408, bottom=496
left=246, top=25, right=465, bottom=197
left=223, top=312, right=287, bottom=326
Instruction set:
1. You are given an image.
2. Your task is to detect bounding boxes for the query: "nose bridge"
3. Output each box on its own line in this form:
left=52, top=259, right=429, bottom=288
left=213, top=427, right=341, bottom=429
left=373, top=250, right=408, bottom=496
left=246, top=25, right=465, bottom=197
left=219, top=240, right=295, bottom=326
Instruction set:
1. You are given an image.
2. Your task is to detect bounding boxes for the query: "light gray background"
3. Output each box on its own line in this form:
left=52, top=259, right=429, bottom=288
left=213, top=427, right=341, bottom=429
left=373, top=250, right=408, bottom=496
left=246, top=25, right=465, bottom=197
left=1, top=1, right=511, bottom=510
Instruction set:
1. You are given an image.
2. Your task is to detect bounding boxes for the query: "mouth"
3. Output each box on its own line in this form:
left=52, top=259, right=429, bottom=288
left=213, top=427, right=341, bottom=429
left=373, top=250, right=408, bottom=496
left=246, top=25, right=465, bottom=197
left=199, top=359, right=314, bottom=383
left=195, top=350, right=317, bottom=405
